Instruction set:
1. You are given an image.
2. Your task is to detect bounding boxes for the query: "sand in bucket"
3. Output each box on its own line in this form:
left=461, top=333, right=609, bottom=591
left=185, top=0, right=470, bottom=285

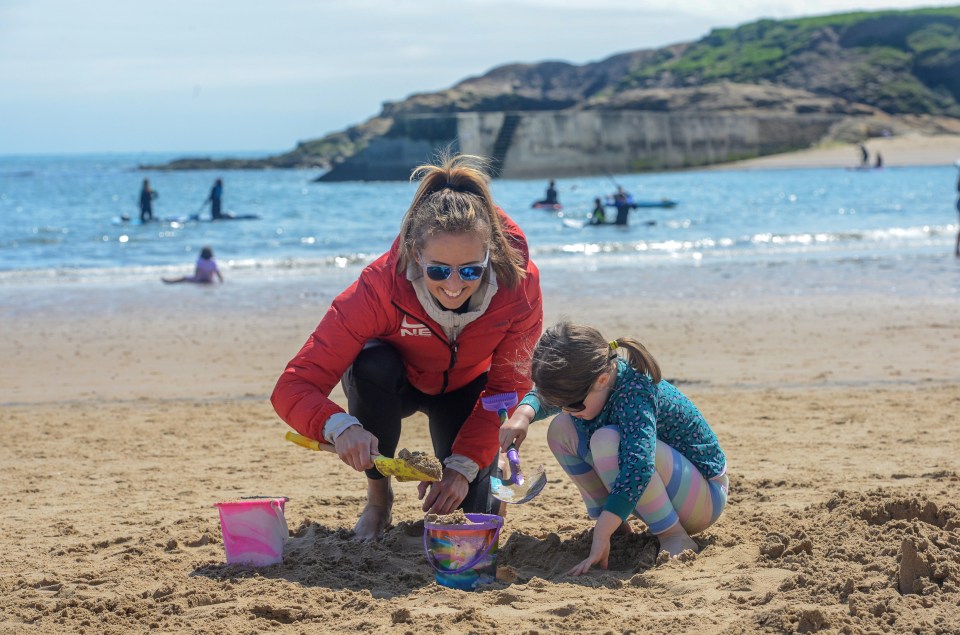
left=214, top=497, right=289, bottom=566
left=423, top=512, right=503, bottom=590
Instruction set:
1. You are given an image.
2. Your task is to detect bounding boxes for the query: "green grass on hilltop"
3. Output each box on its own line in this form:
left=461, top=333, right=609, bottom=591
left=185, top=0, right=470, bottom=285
left=622, top=6, right=960, bottom=116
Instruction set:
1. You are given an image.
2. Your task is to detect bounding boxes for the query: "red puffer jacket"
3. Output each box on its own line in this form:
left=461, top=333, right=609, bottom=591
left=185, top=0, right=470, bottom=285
left=271, top=210, right=543, bottom=471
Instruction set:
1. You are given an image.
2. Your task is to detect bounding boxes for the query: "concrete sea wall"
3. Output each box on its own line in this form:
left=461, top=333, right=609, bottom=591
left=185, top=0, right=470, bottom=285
left=318, top=110, right=842, bottom=181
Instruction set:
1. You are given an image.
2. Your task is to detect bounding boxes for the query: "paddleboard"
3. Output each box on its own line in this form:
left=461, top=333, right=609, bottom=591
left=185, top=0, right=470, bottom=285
left=112, top=213, right=260, bottom=225
left=112, top=214, right=199, bottom=226
left=562, top=219, right=656, bottom=228
left=606, top=198, right=677, bottom=209
left=212, top=213, right=261, bottom=221
left=632, top=200, right=677, bottom=208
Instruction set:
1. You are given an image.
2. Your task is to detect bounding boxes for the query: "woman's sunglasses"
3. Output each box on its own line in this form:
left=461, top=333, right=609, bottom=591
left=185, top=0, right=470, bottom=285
left=418, top=252, right=489, bottom=282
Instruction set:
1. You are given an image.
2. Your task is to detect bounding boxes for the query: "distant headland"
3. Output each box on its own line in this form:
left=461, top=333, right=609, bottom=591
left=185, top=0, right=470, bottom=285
left=141, top=6, right=960, bottom=180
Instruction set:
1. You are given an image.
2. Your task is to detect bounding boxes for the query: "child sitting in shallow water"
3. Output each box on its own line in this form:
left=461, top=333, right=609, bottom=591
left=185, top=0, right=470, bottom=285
left=500, top=320, right=728, bottom=575
left=162, top=246, right=223, bottom=284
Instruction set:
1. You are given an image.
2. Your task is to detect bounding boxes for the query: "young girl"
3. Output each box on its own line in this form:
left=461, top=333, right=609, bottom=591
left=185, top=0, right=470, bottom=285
left=499, top=321, right=727, bottom=575
left=162, top=246, right=223, bottom=284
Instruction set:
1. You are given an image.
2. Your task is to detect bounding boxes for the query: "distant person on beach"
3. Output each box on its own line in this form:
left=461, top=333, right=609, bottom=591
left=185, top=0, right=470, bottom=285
left=874, top=153, right=883, bottom=169
left=534, top=180, right=559, bottom=207
left=499, top=321, right=728, bottom=572
left=955, top=161, right=960, bottom=258
left=206, top=178, right=224, bottom=220
left=272, top=153, right=543, bottom=541
left=162, top=246, right=223, bottom=284
left=859, top=142, right=869, bottom=166
left=139, top=179, right=157, bottom=223
left=589, top=197, right=607, bottom=225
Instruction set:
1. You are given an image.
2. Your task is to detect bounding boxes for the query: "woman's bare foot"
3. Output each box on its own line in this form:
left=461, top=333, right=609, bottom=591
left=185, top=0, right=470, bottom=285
left=353, top=477, right=394, bottom=541
left=656, top=522, right=697, bottom=557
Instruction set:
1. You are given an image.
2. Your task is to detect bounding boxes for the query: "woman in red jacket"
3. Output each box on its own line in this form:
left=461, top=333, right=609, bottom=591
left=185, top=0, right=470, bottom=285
left=272, top=154, right=543, bottom=540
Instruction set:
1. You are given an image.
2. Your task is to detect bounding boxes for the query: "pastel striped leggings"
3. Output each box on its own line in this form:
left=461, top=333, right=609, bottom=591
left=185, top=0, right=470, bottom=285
left=547, top=416, right=728, bottom=535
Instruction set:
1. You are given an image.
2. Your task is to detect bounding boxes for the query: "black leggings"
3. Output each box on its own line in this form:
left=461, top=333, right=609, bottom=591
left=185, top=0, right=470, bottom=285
left=341, top=343, right=498, bottom=514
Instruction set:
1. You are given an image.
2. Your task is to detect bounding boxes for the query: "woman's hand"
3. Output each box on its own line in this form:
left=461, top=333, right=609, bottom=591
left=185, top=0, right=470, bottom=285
left=499, top=404, right=535, bottom=452
left=418, top=468, right=469, bottom=515
left=566, top=511, right=622, bottom=576
left=333, top=425, right=380, bottom=472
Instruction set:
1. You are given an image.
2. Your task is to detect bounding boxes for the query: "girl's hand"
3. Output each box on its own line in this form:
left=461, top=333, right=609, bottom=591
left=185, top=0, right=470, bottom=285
left=418, top=468, right=469, bottom=515
left=567, top=539, right=610, bottom=576
left=566, top=511, right=622, bottom=576
left=499, top=404, right=535, bottom=451
left=333, top=425, right=380, bottom=472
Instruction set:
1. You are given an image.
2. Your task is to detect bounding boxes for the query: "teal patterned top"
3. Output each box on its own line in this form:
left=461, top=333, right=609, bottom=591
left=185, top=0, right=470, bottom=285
left=520, top=358, right=726, bottom=520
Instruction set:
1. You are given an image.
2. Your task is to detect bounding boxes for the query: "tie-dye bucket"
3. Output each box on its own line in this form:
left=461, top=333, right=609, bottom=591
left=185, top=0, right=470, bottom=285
left=214, top=497, right=289, bottom=566
left=423, top=513, right=503, bottom=590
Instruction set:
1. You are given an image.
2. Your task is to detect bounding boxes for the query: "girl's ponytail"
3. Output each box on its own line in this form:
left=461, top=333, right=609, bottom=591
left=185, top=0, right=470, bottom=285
left=611, top=336, right=661, bottom=383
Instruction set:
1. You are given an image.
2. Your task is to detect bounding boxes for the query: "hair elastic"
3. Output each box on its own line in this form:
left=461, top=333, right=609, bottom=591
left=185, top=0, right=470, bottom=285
left=609, top=340, right=619, bottom=350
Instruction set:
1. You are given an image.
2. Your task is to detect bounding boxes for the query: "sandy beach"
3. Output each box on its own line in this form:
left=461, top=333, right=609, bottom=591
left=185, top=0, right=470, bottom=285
left=3, top=138, right=960, bottom=634
left=717, top=133, right=960, bottom=170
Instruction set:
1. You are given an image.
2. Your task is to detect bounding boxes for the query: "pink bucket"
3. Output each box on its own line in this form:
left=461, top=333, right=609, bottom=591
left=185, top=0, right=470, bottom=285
left=214, top=497, right=289, bottom=566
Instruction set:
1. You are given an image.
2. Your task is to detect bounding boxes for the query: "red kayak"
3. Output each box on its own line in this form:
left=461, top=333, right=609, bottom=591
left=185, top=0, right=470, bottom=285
left=531, top=202, right=562, bottom=211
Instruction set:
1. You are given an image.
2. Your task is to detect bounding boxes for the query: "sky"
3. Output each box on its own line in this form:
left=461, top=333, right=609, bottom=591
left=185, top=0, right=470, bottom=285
left=1, top=0, right=956, bottom=155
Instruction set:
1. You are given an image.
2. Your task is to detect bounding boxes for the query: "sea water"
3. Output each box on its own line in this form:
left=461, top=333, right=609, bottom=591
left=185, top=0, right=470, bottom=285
left=1, top=152, right=958, bottom=309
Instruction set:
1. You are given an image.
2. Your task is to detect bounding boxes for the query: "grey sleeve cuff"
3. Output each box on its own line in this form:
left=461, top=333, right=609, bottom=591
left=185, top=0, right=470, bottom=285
left=322, top=413, right=362, bottom=444
left=443, top=454, right=480, bottom=482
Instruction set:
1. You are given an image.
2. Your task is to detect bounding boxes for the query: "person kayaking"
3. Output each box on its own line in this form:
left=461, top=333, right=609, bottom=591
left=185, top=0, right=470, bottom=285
left=533, top=180, right=560, bottom=208
left=589, top=198, right=607, bottom=225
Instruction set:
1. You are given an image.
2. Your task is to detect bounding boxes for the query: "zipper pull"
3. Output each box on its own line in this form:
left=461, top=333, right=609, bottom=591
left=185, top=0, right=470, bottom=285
left=449, top=342, right=458, bottom=369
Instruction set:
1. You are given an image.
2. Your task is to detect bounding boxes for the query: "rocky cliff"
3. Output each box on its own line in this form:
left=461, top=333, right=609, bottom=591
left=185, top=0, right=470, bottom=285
left=144, top=7, right=960, bottom=178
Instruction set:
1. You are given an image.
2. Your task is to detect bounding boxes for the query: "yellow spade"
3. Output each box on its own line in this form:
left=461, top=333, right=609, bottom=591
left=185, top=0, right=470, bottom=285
left=284, top=431, right=441, bottom=482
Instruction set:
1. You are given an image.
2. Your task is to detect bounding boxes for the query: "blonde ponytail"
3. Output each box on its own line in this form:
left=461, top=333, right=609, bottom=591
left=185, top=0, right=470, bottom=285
left=396, top=152, right=526, bottom=288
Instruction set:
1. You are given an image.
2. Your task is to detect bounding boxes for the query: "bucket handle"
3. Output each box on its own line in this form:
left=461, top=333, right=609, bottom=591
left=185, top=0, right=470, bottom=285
left=422, top=522, right=502, bottom=575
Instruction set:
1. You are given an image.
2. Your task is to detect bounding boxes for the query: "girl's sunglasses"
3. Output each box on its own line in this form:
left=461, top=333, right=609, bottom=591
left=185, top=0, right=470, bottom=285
left=418, top=252, right=489, bottom=282
left=558, top=356, right=617, bottom=413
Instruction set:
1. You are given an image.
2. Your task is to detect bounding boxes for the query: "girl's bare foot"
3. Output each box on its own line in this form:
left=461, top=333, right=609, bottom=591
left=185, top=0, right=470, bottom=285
left=353, top=477, right=394, bottom=541
left=656, top=522, right=697, bottom=557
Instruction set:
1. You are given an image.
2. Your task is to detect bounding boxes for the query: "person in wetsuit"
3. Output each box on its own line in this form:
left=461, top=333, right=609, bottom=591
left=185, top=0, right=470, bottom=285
left=206, top=178, right=224, bottom=220
left=139, top=179, right=157, bottom=223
